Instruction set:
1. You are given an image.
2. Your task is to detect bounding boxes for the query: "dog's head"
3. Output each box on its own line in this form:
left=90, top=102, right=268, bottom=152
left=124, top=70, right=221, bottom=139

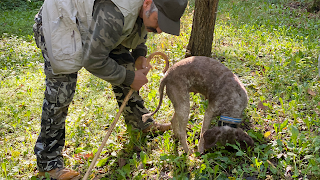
left=203, top=126, right=254, bottom=150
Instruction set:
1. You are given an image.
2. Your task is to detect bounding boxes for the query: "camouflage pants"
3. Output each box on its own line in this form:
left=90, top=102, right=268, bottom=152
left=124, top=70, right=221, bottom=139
left=33, top=7, right=153, bottom=172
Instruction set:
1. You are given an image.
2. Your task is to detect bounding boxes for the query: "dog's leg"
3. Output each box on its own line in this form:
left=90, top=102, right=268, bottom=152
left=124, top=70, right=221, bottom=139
left=198, top=103, right=217, bottom=153
left=178, top=104, right=190, bottom=153
left=172, top=104, right=190, bottom=153
left=167, top=85, right=190, bottom=153
left=170, top=112, right=180, bottom=140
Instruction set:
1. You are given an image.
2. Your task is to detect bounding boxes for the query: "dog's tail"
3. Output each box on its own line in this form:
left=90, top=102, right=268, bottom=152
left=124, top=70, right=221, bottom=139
left=142, top=52, right=169, bottom=122
left=146, top=52, right=169, bottom=73
left=142, top=78, right=166, bottom=123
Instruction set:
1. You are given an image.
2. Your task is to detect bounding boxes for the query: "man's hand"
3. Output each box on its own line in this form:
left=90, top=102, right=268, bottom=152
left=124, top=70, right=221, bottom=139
left=130, top=67, right=151, bottom=91
left=135, top=56, right=152, bottom=75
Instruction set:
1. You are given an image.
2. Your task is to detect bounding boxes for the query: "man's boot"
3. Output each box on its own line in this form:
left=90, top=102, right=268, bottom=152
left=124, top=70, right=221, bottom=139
left=38, top=168, right=81, bottom=180
left=142, top=122, right=172, bottom=133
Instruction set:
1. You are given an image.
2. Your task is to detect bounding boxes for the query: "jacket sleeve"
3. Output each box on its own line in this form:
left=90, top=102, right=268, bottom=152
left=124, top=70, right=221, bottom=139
left=131, top=39, right=147, bottom=60
left=82, top=0, right=134, bottom=86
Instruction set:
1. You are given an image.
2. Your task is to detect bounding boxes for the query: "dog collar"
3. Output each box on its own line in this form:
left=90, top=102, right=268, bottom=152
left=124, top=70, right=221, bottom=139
left=218, top=116, right=242, bottom=128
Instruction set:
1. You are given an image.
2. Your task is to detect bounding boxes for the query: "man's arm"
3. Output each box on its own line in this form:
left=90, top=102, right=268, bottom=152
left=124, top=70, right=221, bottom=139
left=82, top=0, right=134, bottom=86
left=132, top=42, right=152, bottom=71
left=132, top=43, right=148, bottom=61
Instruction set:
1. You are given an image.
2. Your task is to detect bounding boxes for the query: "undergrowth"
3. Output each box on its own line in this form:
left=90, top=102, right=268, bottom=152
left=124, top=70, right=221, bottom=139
left=0, top=0, right=320, bottom=179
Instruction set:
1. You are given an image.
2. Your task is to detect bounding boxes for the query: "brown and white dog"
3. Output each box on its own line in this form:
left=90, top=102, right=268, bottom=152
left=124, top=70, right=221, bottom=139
left=143, top=56, right=254, bottom=153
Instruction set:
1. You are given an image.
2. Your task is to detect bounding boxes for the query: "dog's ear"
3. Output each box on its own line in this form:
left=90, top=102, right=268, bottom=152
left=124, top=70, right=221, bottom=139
left=203, top=127, right=221, bottom=150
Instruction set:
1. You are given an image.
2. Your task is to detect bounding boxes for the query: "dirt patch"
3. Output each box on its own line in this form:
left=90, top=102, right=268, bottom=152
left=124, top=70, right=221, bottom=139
left=287, top=1, right=309, bottom=9
left=286, top=1, right=320, bottom=13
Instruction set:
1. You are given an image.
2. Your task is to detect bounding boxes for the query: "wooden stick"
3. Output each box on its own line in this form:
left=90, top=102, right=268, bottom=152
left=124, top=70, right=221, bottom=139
left=83, top=89, right=134, bottom=180
left=83, top=52, right=168, bottom=179
left=146, top=52, right=170, bottom=73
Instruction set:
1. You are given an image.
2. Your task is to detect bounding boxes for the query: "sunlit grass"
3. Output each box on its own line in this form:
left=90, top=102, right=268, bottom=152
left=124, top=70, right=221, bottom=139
left=1, top=0, right=320, bottom=179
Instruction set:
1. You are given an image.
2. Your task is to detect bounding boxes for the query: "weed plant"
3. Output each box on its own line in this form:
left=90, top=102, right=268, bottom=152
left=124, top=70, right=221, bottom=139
left=0, top=0, right=320, bottom=179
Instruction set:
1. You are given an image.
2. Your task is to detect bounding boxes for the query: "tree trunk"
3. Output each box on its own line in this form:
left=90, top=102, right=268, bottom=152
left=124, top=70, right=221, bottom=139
left=186, top=0, right=219, bottom=57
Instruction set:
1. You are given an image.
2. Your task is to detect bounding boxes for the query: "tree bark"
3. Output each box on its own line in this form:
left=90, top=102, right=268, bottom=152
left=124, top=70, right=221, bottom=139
left=186, top=0, right=219, bottom=57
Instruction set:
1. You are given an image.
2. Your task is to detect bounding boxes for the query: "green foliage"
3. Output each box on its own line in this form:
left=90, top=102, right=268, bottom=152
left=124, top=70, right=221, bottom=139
left=0, top=0, right=42, bottom=38
left=0, top=10, right=40, bottom=38
left=0, top=0, right=43, bottom=11
left=1, top=0, right=320, bottom=179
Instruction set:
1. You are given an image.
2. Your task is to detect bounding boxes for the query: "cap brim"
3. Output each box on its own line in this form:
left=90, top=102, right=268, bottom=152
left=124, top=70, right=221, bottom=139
left=158, top=11, right=180, bottom=36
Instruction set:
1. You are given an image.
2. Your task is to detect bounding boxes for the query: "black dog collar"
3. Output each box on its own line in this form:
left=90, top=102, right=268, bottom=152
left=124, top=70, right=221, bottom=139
left=218, top=120, right=238, bottom=128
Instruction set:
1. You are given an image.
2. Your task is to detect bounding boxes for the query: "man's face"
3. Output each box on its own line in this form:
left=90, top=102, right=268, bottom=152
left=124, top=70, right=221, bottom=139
left=142, top=1, right=162, bottom=34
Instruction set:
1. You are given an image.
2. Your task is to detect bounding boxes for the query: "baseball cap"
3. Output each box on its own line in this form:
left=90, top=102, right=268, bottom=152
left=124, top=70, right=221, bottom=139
left=153, top=0, right=188, bottom=36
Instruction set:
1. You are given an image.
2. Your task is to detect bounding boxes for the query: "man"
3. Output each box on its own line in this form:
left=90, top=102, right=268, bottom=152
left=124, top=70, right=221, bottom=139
left=33, top=0, right=187, bottom=179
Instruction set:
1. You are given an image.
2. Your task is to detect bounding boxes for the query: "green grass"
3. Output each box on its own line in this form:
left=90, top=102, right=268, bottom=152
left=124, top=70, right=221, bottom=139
left=0, top=10, right=39, bottom=38
left=1, top=0, right=320, bottom=179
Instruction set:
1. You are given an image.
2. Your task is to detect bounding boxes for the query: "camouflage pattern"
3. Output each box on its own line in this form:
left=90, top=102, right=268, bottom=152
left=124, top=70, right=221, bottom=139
left=33, top=0, right=153, bottom=172
left=82, top=0, right=148, bottom=85
left=33, top=6, right=75, bottom=171
left=109, top=45, right=154, bottom=130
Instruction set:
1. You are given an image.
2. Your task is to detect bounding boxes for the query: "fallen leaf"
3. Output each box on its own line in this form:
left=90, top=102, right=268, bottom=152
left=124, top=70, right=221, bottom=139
left=138, top=162, right=144, bottom=170
left=83, top=153, right=94, bottom=159
left=73, top=154, right=83, bottom=161
left=258, top=100, right=268, bottom=111
left=118, top=158, right=126, bottom=167
left=285, top=165, right=293, bottom=177
left=277, top=153, right=284, bottom=159
left=264, top=131, right=271, bottom=138
left=308, top=89, right=316, bottom=96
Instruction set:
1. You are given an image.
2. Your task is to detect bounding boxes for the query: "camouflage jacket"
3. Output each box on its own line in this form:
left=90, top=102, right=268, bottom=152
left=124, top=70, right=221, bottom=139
left=40, top=0, right=147, bottom=86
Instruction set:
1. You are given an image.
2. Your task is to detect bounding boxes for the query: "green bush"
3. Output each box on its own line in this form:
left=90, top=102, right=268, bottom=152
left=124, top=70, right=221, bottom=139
left=0, top=0, right=43, bottom=10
